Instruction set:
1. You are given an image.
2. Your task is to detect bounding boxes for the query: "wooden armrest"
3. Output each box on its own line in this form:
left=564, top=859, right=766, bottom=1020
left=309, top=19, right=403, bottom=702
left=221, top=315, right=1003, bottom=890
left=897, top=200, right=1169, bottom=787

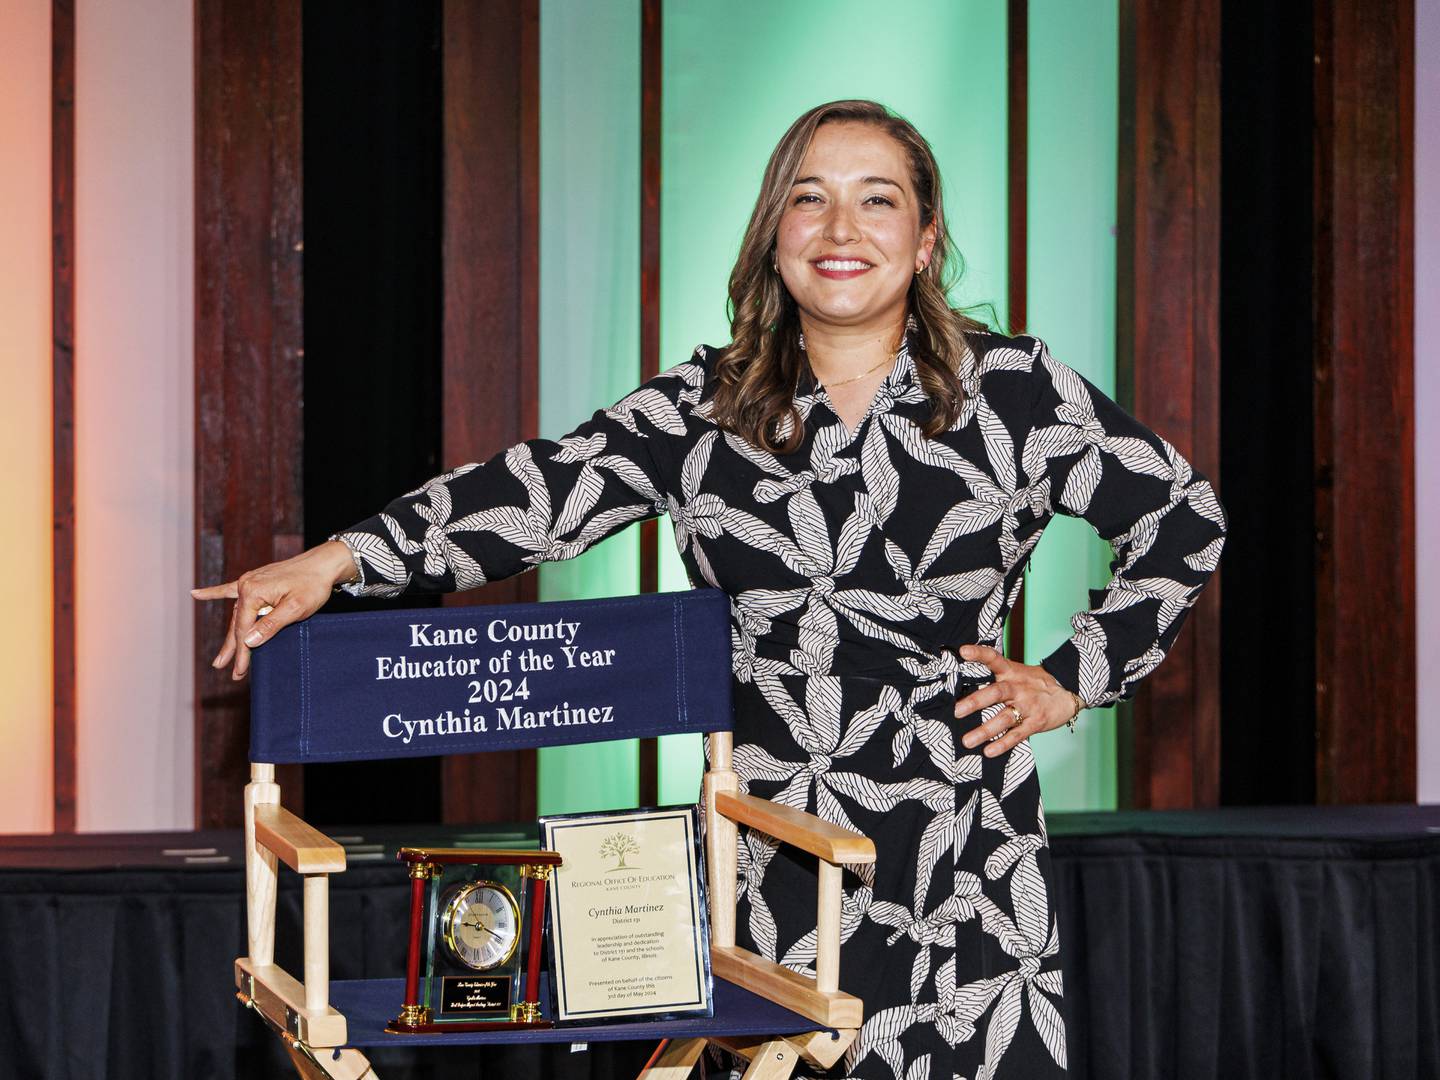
left=234, top=957, right=347, bottom=1047
left=254, top=804, right=346, bottom=874
left=711, top=945, right=862, bottom=1029
left=715, top=792, right=875, bottom=865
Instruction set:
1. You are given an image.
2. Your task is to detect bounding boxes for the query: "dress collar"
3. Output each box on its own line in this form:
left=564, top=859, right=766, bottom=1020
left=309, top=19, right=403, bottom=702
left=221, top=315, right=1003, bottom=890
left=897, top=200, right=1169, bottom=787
left=796, top=313, right=920, bottom=401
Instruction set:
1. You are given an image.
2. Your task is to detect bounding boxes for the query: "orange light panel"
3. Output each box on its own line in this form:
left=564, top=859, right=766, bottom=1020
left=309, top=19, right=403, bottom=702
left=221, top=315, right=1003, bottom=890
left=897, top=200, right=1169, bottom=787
left=0, top=0, right=55, bottom=834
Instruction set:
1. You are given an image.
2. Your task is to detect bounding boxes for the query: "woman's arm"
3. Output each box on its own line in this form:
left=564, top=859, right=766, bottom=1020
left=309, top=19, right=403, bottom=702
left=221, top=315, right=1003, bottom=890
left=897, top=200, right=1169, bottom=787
left=953, top=337, right=1226, bottom=754
left=194, top=352, right=709, bottom=677
left=1028, top=337, right=1227, bottom=705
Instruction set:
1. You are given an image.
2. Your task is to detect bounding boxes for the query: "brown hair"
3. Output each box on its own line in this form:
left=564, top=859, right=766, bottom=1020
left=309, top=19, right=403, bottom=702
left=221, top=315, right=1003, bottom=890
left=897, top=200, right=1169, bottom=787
left=710, top=99, right=993, bottom=453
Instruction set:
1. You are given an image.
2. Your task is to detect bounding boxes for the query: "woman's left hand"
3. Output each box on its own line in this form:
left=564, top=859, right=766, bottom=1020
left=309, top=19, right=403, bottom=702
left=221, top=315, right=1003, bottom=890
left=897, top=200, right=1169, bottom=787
left=953, top=644, right=1080, bottom=756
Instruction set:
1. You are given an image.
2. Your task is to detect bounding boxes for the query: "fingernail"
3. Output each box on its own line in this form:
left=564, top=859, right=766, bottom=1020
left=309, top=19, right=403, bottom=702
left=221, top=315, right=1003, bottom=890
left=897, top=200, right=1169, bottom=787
left=244, top=630, right=262, bottom=647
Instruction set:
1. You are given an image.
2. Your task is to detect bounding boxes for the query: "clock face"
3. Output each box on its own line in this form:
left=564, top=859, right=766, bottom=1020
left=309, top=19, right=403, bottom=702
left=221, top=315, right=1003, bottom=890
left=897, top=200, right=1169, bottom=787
left=442, top=881, right=521, bottom=971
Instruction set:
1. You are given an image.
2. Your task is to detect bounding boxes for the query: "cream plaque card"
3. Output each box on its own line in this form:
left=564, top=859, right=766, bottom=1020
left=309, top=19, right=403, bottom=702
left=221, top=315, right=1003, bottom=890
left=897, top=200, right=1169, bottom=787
left=539, top=805, right=712, bottom=1023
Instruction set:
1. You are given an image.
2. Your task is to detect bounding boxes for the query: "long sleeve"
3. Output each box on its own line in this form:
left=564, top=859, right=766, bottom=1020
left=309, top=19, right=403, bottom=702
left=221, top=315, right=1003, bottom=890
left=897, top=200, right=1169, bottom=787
left=331, top=354, right=708, bottom=598
left=1024, top=339, right=1227, bottom=707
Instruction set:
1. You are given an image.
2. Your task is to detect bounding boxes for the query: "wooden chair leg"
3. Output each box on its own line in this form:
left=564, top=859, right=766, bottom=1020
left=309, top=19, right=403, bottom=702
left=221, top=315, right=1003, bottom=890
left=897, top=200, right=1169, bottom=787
left=738, top=1039, right=798, bottom=1080
left=284, top=1042, right=376, bottom=1080
left=641, top=1036, right=708, bottom=1079
left=787, top=1029, right=856, bottom=1072
left=713, top=1037, right=802, bottom=1080
left=245, top=764, right=281, bottom=966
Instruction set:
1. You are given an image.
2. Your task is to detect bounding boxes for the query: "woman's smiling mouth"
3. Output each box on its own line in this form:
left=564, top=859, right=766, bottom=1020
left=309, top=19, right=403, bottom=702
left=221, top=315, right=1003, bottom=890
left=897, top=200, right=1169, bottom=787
left=811, top=257, right=874, bottom=279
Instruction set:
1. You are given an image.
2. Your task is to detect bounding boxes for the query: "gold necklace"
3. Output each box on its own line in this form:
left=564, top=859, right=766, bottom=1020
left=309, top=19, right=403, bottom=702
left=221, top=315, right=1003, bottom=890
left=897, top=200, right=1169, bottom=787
left=810, top=325, right=906, bottom=389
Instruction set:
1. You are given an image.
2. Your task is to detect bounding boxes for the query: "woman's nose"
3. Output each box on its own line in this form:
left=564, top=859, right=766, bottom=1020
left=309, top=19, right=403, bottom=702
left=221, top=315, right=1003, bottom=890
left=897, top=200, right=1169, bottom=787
left=823, top=204, right=861, bottom=245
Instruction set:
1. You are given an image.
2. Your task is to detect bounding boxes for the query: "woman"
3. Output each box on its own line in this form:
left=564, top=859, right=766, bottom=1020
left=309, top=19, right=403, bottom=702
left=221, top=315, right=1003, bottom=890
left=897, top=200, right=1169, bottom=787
left=196, top=100, right=1225, bottom=1078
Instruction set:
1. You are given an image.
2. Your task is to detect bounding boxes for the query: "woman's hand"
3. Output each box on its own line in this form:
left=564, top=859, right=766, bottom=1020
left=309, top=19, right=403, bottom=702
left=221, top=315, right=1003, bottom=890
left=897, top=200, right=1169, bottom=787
left=190, top=540, right=359, bottom=681
left=953, top=644, right=1082, bottom=757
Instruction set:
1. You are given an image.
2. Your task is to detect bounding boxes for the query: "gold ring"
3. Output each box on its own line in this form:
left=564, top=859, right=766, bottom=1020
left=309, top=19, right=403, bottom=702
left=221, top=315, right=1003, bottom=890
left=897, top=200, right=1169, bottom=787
left=1007, top=704, right=1024, bottom=726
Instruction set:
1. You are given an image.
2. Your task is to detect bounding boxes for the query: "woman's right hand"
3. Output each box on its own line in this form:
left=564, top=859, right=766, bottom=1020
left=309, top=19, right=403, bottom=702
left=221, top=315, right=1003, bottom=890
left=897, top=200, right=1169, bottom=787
left=191, top=539, right=359, bottom=680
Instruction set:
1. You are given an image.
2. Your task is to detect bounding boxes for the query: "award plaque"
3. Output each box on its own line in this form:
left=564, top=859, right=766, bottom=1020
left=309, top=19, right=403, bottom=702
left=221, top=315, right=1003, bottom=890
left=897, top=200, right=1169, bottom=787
left=540, top=805, right=712, bottom=1024
left=388, top=847, right=562, bottom=1033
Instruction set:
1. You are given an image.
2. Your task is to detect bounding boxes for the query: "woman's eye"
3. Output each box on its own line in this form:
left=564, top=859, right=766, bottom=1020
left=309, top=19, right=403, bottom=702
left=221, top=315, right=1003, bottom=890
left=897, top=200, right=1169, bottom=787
left=791, top=192, right=893, bottom=206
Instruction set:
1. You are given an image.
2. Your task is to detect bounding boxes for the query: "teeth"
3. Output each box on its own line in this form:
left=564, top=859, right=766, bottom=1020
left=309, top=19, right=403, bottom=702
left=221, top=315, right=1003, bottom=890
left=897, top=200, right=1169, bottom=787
left=816, top=259, right=871, bottom=271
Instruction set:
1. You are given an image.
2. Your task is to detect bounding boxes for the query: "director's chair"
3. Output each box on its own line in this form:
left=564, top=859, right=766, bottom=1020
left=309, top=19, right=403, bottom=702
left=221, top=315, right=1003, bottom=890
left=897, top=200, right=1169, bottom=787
left=236, top=589, right=875, bottom=1079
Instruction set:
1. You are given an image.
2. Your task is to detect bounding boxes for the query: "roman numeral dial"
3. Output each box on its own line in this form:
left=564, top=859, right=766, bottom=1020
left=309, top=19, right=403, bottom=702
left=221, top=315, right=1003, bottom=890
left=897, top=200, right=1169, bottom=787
left=441, top=881, right=521, bottom=971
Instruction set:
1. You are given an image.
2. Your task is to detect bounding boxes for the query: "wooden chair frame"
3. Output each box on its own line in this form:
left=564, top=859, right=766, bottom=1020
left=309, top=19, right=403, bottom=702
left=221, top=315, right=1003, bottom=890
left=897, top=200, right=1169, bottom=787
left=236, top=730, right=876, bottom=1080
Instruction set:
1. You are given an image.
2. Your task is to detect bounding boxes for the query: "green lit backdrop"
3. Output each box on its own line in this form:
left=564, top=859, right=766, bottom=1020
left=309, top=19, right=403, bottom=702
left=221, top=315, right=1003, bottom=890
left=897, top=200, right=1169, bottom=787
left=1023, top=0, right=1119, bottom=811
left=537, top=0, right=1119, bottom=815
left=536, top=0, right=641, bottom=813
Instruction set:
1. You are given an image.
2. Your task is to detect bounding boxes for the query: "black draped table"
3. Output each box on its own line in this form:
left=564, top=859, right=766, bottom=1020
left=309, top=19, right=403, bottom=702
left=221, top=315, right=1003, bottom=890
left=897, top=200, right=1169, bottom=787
left=2, top=805, right=1437, bottom=1080
left=1048, top=805, right=1440, bottom=1079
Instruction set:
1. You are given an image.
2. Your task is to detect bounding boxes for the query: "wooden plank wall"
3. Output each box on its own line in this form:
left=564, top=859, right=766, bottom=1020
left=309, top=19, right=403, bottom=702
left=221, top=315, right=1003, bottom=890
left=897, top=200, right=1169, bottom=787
left=51, top=0, right=76, bottom=834
left=637, top=0, right=663, bottom=806
left=1312, top=0, right=1416, bottom=802
left=1116, top=0, right=1222, bottom=808
left=1004, top=0, right=1028, bottom=663
left=1119, top=0, right=1417, bottom=806
left=184, top=0, right=1418, bottom=822
left=437, top=0, right=543, bottom=823
left=193, top=0, right=305, bottom=827
left=191, top=1, right=545, bottom=826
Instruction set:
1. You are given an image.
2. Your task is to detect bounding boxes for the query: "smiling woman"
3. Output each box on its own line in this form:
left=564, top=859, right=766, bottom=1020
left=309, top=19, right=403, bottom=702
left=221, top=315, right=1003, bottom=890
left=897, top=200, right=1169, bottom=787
left=195, top=97, right=1224, bottom=1079
left=711, top=102, right=982, bottom=453
left=778, top=123, right=928, bottom=430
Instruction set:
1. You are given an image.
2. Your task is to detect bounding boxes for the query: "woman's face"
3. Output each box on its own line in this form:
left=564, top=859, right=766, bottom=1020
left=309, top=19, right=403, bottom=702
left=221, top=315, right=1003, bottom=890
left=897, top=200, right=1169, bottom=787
left=775, top=121, right=936, bottom=334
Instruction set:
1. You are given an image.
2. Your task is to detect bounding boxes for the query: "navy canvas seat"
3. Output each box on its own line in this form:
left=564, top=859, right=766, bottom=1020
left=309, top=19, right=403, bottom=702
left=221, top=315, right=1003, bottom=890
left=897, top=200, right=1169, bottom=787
left=237, top=589, right=873, bottom=1080
left=327, top=976, right=828, bottom=1049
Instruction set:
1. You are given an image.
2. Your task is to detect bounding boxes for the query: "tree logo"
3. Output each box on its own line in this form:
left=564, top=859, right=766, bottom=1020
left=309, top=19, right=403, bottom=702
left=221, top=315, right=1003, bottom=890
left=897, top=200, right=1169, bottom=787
left=599, top=832, right=640, bottom=872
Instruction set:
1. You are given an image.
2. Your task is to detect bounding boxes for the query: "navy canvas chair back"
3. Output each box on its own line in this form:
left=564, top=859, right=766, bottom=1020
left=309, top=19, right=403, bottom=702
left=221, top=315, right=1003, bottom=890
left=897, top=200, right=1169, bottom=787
left=249, top=588, right=733, bottom=765
left=235, top=586, right=872, bottom=1080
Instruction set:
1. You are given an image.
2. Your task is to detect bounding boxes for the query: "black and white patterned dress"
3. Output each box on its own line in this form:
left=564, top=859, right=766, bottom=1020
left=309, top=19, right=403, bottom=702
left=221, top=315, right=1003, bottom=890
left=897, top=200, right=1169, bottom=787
left=334, top=329, right=1226, bottom=1079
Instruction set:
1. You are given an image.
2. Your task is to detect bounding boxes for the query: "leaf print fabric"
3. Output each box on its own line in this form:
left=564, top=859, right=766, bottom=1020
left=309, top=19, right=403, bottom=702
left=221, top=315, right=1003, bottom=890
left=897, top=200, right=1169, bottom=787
left=333, top=331, right=1226, bottom=1078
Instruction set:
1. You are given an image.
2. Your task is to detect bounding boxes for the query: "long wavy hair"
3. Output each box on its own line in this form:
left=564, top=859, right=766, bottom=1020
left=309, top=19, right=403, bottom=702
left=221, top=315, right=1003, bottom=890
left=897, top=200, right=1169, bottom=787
left=710, top=100, right=993, bottom=453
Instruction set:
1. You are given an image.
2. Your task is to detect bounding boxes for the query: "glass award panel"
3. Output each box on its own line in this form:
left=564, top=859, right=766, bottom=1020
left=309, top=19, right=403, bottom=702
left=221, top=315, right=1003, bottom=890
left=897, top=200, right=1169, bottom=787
left=420, top=862, right=531, bottom=1024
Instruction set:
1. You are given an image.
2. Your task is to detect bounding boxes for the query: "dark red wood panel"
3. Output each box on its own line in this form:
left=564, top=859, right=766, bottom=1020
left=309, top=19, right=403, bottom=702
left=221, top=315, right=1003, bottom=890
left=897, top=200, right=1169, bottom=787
left=1005, top=0, right=1027, bottom=338
left=1004, top=0, right=1027, bottom=664
left=637, top=0, right=663, bottom=806
left=1116, top=0, right=1222, bottom=809
left=194, top=0, right=305, bottom=827
left=1312, top=0, right=1415, bottom=803
left=639, top=0, right=662, bottom=598
left=438, top=0, right=541, bottom=823
left=51, top=0, right=76, bottom=834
